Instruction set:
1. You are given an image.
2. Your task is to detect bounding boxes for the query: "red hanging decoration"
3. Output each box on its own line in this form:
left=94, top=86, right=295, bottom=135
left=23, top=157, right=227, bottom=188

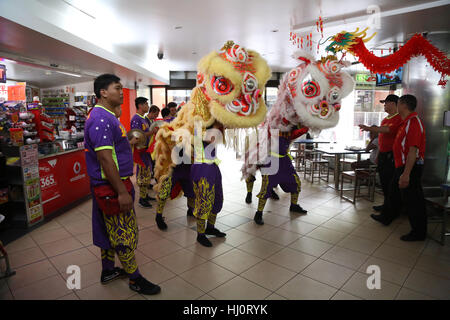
left=327, top=30, right=450, bottom=87
left=301, top=37, right=303, bottom=48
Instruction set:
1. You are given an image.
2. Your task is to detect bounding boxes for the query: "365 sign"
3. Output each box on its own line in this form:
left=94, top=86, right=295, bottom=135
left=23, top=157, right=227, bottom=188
left=0, top=65, right=6, bottom=83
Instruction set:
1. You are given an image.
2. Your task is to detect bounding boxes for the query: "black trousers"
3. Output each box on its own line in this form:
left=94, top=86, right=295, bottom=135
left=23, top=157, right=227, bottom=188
left=377, top=151, right=395, bottom=206
left=382, top=164, right=427, bottom=237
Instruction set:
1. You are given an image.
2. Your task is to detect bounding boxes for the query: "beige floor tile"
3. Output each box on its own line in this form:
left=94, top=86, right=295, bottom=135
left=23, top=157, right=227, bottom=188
left=217, top=214, right=251, bottom=228
left=267, top=247, right=316, bottom=272
left=150, top=221, right=187, bottom=235
left=173, top=216, right=198, bottom=228
left=421, top=240, right=450, bottom=261
left=139, top=238, right=183, bottom=260
left=211, top=249, right=262, bottom=274
left=218, top=228, right=255, bottom=247
left=5, top=235, right=37, bottom=254
left=127, top=294, right=146, bottom=300
left=301, top=259, right=355, bottom=289
left=322, top=246, right=369, bottom=270
left=307, top=227, right=347, bottom=245
left=64, top=217, right=92, bottom=236
left=60, top=260, right=102, bottom=289
left=75, top=232, right=93, bottom=246
left=186, top=241, right=234, bottom=260
left=30, top=227, right=73, bottom=245
left=241, top=260, right=296, bottom=291
left=337, top=234, right=382, bottom=255
left=39, top=237, right=84, bottom=258
left=161, top=229, right=198, bottom=247
left=49, top=248, right=98, bottom=273
left=9, top=246, right=46, bottom=269
left=334, top=211, right=369, bottom=224
left=237, top=238, right=283, bottom=259
left=7, top=259, right=58, bottom=291
left=350, top=225, right=393, bottom=242
left=331, top=290, right=362, bottom=300
left=384, top=233, right=428, bottom=254
left=358, top=257, right=411, bottom=286
left=258, top=213, right=290, bottom=227
left=12, top=274, right=73, bottom=300
left=372, top=244, right=421, bottom=268
left=292, top=213, right=330, bottom=226
left=258, top=228, right=301, bottom=246
left=180, top=262, right=236, bottom=292
left=0, top=280, right=13, bottom=300
left=137, top=228, right=163, bottom=246
left=164, top=208, right=190, bottom=222
left=209, top=276, right=271, bottom=300
left=147, top=276, right=204, bottom=300
left=136, top=215, right=157, bottom=229
left=276, top=274, right=337, bottom=300
left=58, top=292, right=80, bottom=300
left=75, top=199, right=92, bottom=215
left=395, top=287, right=435, bottom=300
left=414, top=254, right=450, bottom=279
left=76, top=279, right=135, bottom=300
left=138, top=261, right=176, bottom=285
left=156, top=249, right=206, bottom=274
left=341, top=272, right=401, bottom=300
left=54, top=208, right=88, bottom=225
left=236, top=221, right=275, bottom=236
left=29, top=219, right=63, bottom=235
left=289, top=236, right=333, bottom=257
left=321, top=219, right=358, bottom=234
left=265, top=293, right=287, bottom=300
left=404, top=269, right=450, bottom=300
left=197, top=294, right=216, bottom=300
left=278, top=220, right=317, bottom=235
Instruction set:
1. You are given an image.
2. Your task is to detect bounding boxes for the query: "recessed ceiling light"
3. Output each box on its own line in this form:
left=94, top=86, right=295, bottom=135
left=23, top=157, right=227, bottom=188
left=45, top=71, right=52, bottom=75
left=271, top=29, right=279, bottom=33
left=175, top=26, right=183, bottom=30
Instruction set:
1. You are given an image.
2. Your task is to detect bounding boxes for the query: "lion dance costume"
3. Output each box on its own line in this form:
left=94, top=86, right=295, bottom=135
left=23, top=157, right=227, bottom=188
left=241, top=51, right=355, bottom=225
left=153, top=41, right=271, bottom=247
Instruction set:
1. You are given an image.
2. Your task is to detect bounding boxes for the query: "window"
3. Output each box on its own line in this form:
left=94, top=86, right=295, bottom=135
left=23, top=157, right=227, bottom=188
left=167, top=89, right=191, bottom=104
left=265, top=87, right=278, bottom=109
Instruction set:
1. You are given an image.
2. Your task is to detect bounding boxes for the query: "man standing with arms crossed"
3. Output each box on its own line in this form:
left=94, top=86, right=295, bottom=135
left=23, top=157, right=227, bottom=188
left=359, top=94, right=402, bottom=212
left=84, top=74, right=161, bottom=295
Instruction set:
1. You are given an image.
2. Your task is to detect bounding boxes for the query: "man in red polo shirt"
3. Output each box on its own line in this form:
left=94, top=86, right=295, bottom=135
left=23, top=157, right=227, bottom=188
left=359, top=94, right=402, bottom=212
left=371, top=94, right=427, bottom=241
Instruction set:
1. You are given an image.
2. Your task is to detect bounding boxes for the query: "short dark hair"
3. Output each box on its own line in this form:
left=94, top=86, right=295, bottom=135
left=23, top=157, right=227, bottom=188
left=399, top=94, right=417, bottom=111
left=135, top=97, right=148, bottom=110
left=149, top=105, right=160, bottom=113
left=94, top=74, right=120, bottom=99
left=167, top=102, right=177, bottom=109
left=161, top=108, right=170, bottom=118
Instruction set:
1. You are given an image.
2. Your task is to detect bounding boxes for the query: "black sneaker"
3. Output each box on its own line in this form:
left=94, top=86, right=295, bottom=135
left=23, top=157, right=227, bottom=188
left=400, top=232, right=426, bottom=242
left=155, top=215, right=167, bottom=230
left=290, top=204, right=307, bottom=214
left=245, top=192, right=252, bottom=204
left=205, top=226, right=226, bottom=237
left=270, top=190, right=280, bottom=200
left=101, top=267, right=127, bottom=284
left=370, top=214, right=391, bottom=226
left=129, top=276, right=161, bottom=295
left=373, top=205, right=383, bottom=212
left=138, top=198, right=152, bottom=208
left=254, top=211, right=264, bottom=225
left=187, top=208, right=194, bottom=217
left=197, top=234, right=212, bottom=247
left=146, top=195, right=156, bottom=202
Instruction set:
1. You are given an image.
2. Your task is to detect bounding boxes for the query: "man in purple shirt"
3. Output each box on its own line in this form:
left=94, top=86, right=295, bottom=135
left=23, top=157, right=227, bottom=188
left=84, top=74, right=160, bottom=295
left=130, top=97, right=154, bottom=208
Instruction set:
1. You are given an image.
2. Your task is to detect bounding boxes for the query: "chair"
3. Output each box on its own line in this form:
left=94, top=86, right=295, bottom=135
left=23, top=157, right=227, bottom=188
left=0, top=214, right=16, bottom=280
left=425, top=184, right=450, bottom=245
left=304, top=152, right=330, bottom=183
left=340, top=165, right=377, bottom=204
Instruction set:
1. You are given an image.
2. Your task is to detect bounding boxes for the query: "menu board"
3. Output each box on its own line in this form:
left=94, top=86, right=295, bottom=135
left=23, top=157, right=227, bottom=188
left=19, top=144, right=44, bottom=226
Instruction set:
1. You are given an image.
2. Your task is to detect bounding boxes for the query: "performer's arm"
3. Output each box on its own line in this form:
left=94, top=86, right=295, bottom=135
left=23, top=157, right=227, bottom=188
left=96, top=149, right=133, bottom=212
left=359, top=125, right=390, bottom=134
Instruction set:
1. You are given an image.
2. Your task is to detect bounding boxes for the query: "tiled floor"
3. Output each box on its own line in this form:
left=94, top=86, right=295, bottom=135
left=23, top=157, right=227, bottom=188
left=1, top=147, right=449, bottom=300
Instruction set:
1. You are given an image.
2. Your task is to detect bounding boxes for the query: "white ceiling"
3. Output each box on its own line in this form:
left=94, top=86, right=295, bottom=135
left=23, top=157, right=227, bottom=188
left=1, top=0, right=449, bottom=86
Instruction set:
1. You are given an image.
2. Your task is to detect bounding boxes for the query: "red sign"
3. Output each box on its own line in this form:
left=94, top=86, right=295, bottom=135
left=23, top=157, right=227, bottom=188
left=39, top=150, right=90, bottom=216
left=8, top=84, right=26, bottom=101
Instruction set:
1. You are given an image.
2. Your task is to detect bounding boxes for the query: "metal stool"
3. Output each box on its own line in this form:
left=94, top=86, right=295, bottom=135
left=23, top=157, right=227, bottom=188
left=340, top=166, right=377, bottom=204
left=304, top=152, right=330, bottom=183
left=0, top=214, right=16, bottom=280
left=426, top=184, right=450, bottom=245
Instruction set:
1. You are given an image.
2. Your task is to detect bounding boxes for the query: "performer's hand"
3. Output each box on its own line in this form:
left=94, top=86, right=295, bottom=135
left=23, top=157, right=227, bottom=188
left=399, top=173, right=410, bottom=189
left=358, top=124, right=370, bottom=131
left=118, top=191, right=133, bottom=213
